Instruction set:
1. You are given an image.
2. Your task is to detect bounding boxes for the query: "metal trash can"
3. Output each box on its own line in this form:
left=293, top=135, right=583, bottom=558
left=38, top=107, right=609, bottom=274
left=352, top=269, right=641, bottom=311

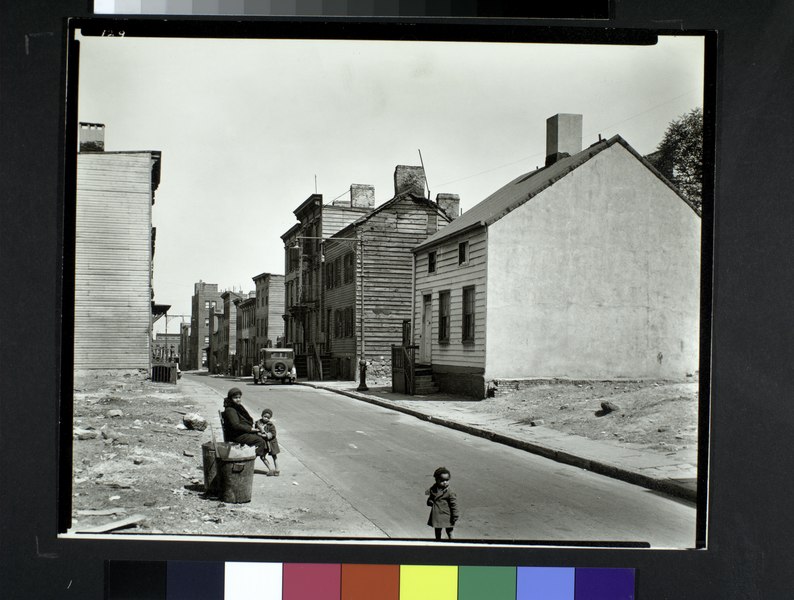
left=217, top=454, right=256, bottom=503
left=201, top=441, right=225, bottom=496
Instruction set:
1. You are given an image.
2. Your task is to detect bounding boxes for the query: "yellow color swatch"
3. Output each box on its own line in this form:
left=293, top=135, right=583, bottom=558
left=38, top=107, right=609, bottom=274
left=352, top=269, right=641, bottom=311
left=400, top=565, right=458, bottom=600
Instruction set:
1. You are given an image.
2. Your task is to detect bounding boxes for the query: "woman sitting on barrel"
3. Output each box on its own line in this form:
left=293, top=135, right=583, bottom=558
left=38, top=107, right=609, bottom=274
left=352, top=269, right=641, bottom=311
left=221, top=387, right=270, bottom=469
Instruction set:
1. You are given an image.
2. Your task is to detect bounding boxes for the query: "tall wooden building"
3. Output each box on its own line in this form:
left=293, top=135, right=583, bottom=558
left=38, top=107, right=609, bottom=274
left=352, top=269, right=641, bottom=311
left=234, top=293, right=257, bottom=375
left=73, top=123, right=162, bottom=372
left=323, top=165, right=457, bottom=380
left=252, top=272, right=285, bottom=353
left=281, top=188, right=374, bottom=378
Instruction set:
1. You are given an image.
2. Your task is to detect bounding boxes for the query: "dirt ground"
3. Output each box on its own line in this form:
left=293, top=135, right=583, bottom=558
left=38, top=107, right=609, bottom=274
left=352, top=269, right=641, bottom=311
left=485, top=379, right=699, bottom=454
left=68, top=372, right=698, bottom=537
left=70, top=372, right=299, bottom=537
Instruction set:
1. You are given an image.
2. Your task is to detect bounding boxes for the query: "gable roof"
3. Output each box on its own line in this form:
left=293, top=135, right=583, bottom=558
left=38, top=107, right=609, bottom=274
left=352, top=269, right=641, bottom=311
left=331, top=191, right=451, bottom=239
left=414, top=135, right=696, bottom=252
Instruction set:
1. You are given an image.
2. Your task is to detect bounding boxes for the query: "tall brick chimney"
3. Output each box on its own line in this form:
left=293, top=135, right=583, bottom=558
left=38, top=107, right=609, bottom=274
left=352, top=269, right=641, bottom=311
left=436, top=193, right=460, bottom=220
left=350, top=184, right=375, bottom=209
left=545, top=114, right=582, bottom=166
left=79, top=122, right=105, bottom=152
left=394, top=165, right=425, bottom=198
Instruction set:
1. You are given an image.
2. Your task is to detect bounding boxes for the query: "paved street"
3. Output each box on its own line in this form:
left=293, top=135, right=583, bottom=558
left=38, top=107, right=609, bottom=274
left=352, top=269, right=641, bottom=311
left=190, top=374, right=696, bottom=547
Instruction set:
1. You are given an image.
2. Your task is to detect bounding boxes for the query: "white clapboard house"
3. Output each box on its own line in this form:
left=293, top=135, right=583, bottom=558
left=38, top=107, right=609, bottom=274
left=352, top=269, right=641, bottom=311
left=411, top=114, right=701, bottom=398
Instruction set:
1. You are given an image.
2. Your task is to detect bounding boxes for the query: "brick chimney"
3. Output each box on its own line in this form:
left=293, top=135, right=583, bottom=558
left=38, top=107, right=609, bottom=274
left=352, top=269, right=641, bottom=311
left=79, top=122, right=105, bottom=152
left=545, top=113, right=582, bottom=166
left=350, top=184, right=375, bottom=209
left=394, top=165, right=425, bottom=198
left=436, top=193, right=460, bottom=220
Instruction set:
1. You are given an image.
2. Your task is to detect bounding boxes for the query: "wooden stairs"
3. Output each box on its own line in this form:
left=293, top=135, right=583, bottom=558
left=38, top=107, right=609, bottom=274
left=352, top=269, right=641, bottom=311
left=413, top=363, right=439, bottom=395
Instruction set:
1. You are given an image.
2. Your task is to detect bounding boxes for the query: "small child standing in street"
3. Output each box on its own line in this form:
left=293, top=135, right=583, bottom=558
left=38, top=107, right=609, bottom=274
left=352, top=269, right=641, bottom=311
left=255, top=408, right=281, bottom=476
left=426, top=466, right=459, bottom=541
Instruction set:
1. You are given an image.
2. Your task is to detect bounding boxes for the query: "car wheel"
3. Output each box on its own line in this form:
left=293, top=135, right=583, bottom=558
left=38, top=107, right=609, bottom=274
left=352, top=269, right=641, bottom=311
left=272, top=361, right=288, bottom=378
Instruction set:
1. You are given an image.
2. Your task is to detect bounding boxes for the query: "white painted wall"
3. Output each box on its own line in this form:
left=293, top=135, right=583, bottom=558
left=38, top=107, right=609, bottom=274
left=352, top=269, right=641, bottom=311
left=413, top=229, right=488, bottom=370
left=485, top=143, right=701, bottom=380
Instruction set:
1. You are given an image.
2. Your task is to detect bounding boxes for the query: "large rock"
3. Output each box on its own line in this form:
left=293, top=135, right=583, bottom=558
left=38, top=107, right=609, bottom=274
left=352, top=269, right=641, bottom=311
left=182, top=413, right=208, bottom=431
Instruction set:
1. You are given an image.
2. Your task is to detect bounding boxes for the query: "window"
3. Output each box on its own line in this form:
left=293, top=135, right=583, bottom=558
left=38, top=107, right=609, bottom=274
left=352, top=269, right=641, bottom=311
left=204, top=301, right=210, bottom=309
left=343, top=252, right=355, bottom=284
left=345, top=307, right=355, bottom=338
left=204, top=336, right=209, bottom=344
left=458, top=241, right=469, bottom=265
left=334, top=257, right=342, bottom=287
left=462, top=286, right=475, bottom=342
left=204, top=318, right=209, bottom=327
left=325, top=261, right=334, bottom=289
left=428, top=251, right=437, bottom=273
left=438, top=291, right=450, bottom=342
left=335, top=309, right=343, bottom=338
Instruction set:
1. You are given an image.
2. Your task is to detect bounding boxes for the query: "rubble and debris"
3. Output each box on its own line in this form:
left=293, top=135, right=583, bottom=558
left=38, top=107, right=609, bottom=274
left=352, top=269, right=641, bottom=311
left=74, top=514, right=146, bottom=534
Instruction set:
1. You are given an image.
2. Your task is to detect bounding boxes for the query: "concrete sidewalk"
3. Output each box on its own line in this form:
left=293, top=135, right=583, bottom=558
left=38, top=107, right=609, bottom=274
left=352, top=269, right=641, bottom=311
left=298, top=379, right=699, bottom=503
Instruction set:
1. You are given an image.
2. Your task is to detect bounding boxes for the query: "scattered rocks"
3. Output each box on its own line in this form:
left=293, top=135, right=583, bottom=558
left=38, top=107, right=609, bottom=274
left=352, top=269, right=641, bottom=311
left=183, top=450, right=196, bottom=457
left=133, top=457, right=144, bottom=465
left=106, top=409, right=124, bottom=418
left=529, top=419, right=545, bottom=427
left=74, top=427, right=99, bottom=440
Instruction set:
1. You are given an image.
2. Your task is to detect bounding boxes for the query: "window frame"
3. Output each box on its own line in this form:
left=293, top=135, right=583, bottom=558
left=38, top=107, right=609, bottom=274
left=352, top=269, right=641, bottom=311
left=462, top=285, right=475, bottom=343
left=438, top=290, right=450, bottom=343
left=458, top=241, right=469, bottom=265
left=428, top=250, right=437, bottom=273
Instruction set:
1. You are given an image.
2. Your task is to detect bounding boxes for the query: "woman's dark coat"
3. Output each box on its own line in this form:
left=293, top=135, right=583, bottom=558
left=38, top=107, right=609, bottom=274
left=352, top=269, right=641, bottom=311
left=426, top=484, right=459, bottom=528
left=222, top=398, right=268, bottom=457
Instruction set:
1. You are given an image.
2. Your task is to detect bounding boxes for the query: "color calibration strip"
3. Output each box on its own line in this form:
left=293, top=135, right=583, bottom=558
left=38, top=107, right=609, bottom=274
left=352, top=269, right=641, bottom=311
left=93, top=0, right=608, bottom=18
left=107, top=562, right=635, bottom=599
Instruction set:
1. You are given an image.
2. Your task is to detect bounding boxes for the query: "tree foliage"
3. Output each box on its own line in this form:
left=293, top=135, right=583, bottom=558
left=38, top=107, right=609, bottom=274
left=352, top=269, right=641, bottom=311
left=648, top=107, right=703, bottom=215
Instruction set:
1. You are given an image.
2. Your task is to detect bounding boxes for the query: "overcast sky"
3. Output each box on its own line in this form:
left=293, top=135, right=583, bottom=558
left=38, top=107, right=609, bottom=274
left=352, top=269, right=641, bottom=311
left=75, top=32, right=704, bottom=334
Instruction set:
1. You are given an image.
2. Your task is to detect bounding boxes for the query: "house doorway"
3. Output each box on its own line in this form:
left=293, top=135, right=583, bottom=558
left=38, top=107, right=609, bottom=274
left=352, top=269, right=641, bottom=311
left=420, top=294, right=432, bottom=364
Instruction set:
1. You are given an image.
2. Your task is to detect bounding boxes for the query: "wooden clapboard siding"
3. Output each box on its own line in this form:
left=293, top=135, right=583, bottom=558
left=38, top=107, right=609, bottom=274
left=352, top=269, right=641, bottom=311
left=322, top=206, right=371, bottom=238
left=414, top=227, right=488, bottom=369
left=323, top=198, right=449, bottom=361
left=267, top=276, right=285, bottom=344
left=74, top=152, right=155, bottom=370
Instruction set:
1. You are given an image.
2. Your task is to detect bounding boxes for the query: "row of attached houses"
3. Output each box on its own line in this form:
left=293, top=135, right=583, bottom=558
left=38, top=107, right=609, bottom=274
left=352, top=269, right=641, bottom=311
left=181, top=275, right=285, bottom=375
left=279, top=113, right=701, bottom=398
left=154, top=111, right=699, bottom=399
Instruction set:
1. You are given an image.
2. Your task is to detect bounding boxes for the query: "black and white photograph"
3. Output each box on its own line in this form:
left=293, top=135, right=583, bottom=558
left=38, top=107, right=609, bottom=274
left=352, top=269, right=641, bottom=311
left=65, top=24, right=708, bottom=549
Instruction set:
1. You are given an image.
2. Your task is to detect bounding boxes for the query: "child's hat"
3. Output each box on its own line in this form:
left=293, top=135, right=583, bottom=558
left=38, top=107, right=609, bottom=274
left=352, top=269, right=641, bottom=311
left=262, top=408, right=273, bottom=416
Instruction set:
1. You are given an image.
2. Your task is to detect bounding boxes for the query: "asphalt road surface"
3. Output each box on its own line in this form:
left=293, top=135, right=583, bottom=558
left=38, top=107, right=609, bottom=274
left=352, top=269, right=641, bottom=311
left=195, top=375, right=696, bottom=548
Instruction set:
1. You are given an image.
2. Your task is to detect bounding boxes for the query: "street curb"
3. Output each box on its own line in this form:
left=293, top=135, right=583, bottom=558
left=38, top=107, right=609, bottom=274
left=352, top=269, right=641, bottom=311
left=300, top=382, right=697, bottom=503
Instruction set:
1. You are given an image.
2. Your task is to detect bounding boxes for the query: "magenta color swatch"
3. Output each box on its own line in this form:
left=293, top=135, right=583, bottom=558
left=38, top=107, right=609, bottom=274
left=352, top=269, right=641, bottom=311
left=283, top=563, right=342, bottom=600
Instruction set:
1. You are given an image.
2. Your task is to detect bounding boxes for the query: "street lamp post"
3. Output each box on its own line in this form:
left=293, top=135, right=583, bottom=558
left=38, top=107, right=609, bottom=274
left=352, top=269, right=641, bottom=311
left=289, top=234, right=367, bottom=390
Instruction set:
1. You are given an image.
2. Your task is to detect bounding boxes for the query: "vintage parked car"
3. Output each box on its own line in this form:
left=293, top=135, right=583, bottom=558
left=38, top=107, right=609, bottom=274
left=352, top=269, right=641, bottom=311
left=253, top=348, right=297, bottom=384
